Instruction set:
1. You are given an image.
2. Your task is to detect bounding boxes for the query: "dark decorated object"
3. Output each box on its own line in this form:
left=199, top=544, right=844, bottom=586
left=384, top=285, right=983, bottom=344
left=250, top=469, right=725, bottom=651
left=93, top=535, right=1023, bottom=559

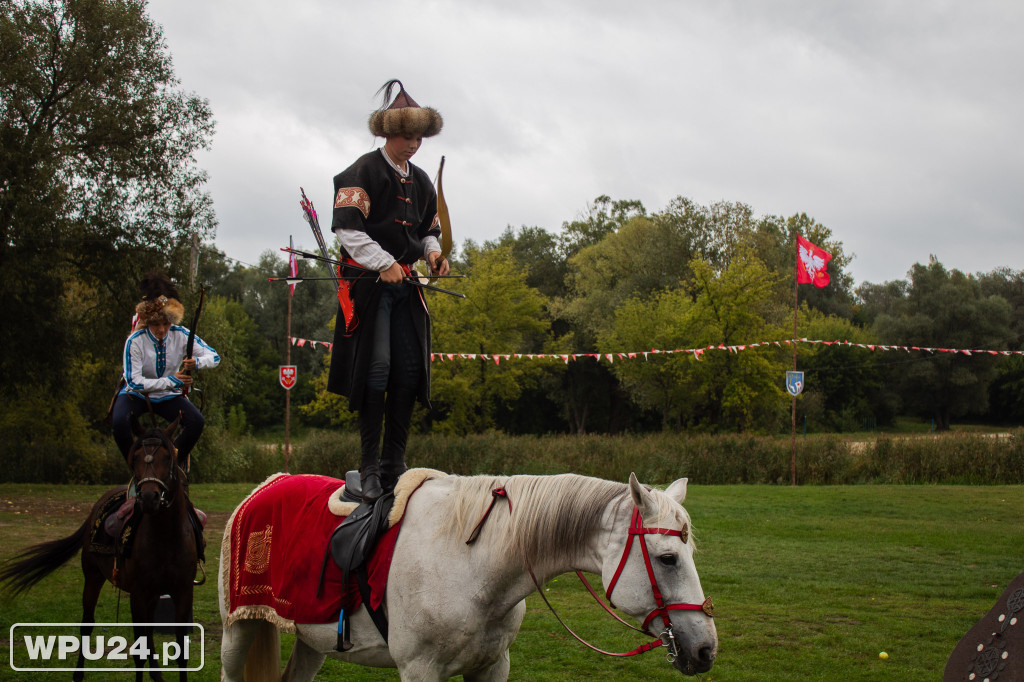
left=944, top=571, right=1024, bottom=682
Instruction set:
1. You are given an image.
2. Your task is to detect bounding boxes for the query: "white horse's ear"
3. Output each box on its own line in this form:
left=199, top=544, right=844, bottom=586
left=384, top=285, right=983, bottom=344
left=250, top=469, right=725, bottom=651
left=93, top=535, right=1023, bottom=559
left=628, top=472, right=655, bottom=515
left=665, top=478, right=688, bottom=504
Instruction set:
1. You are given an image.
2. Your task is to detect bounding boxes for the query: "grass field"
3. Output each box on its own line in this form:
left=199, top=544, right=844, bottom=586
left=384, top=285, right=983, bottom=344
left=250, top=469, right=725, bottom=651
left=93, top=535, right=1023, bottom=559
left=1, top=480, right=1021, bottom=681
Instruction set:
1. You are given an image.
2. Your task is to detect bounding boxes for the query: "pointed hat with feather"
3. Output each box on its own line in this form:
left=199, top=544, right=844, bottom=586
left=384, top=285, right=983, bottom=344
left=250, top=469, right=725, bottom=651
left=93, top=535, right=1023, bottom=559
left=368, top=79, right=443, bottom=138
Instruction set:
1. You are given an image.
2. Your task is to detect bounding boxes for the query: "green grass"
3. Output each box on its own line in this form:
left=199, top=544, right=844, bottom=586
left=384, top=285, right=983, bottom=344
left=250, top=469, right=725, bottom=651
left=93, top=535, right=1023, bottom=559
left=1, top=482, right=1021, bottom=680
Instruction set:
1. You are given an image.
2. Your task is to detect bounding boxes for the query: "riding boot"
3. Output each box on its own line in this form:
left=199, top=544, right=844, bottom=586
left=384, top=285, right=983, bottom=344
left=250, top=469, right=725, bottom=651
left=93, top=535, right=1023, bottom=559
left=359, top=389, right=386, bottom=503
left=380, top=387, right=417, bottom=492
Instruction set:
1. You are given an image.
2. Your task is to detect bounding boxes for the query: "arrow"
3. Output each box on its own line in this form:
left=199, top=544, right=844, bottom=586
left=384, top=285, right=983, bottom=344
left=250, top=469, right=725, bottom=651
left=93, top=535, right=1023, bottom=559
left=280, top=247, right=465, bottom=278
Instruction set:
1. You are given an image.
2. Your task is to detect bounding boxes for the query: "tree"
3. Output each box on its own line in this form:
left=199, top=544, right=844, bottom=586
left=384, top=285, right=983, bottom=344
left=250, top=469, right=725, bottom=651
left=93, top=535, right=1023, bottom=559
left=873, top=257, right=1013, bottom=430
left=678, top=254, right=790, bottom=432
left=428, top=244, right=554, bottom=434
left=747, top=212, right=857, bottom=321
left=796, top=309, right=896, bottom=431
left=599, top=251, right=789, bottom=432
left=559, top=214, right=692, bottom=342
left=0, top=0, right=215, bottom=476
left=203, top=248, right=337, bottom=430
left=855, top=279, right=910, bottom=327
left=977, top=267, right=1024, bottom=424
left=486, top=226, right=567, bottom=300
left=558, top=194, right=646, bottom=258
left=0, top=0, right=214, bottom=391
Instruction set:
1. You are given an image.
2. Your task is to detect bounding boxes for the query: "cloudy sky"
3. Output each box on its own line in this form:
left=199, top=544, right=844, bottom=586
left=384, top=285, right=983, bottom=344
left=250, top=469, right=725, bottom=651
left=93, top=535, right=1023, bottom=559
left=147, top=0, right=1023, bottom=287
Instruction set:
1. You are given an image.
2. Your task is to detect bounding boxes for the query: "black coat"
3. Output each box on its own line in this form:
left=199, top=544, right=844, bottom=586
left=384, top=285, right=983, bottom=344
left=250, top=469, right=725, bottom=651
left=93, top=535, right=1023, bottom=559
left=325, top=151, right=439, bottom=410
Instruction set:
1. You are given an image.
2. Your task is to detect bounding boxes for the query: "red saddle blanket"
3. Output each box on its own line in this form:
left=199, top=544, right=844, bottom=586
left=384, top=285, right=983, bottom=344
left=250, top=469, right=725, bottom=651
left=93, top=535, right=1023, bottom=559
left=227, top=474, right=401, bottom=625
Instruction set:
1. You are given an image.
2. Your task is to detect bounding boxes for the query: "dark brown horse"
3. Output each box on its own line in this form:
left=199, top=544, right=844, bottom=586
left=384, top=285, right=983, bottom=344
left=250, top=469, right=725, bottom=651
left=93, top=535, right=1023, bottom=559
left=0, top=417, right=201, bottom=681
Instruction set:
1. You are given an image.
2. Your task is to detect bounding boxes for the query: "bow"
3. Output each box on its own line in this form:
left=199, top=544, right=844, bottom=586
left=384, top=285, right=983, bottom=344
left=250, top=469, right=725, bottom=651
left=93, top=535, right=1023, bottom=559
left=183, top=286, right=206, bottom=397
left=433, top=156, right=453, bottom=281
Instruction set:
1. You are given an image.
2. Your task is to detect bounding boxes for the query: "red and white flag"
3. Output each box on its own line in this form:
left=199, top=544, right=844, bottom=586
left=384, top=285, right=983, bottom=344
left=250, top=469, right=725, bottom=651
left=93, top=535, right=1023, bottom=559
left=796, top=235, right=832, bottom=288
left=288, top=235, right=299, bottom=296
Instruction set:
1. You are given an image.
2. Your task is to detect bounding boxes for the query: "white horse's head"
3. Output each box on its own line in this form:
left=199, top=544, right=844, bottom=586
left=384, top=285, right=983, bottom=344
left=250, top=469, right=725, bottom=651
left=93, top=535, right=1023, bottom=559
left=600, top=473, right=718, bottom=675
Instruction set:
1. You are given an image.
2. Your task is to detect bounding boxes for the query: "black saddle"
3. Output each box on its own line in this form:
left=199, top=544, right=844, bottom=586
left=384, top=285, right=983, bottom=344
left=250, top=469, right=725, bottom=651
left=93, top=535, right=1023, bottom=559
left=318, top=471, right=396, bottom=651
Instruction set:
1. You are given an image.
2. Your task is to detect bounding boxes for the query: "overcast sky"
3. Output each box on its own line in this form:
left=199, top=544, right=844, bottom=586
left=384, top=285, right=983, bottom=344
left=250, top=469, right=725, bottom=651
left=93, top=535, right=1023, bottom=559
left=147, top=0, right=1023, bottom=287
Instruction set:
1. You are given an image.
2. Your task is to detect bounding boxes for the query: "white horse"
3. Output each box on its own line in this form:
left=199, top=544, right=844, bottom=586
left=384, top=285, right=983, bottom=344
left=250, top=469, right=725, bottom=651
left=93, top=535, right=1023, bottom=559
left=219, top=471, right=717, bottom=680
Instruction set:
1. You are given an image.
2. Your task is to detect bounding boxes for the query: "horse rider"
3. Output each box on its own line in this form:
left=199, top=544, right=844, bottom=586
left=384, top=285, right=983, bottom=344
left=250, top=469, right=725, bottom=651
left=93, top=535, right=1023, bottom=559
left=111, top=272, right=220, bottom=473
left=326, top=79, right=449, bottom=503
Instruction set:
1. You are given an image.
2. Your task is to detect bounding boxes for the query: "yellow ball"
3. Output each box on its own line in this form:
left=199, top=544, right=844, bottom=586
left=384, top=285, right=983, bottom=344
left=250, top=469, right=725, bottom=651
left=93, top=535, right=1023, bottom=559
left=879, top=652, right=889, bottom=660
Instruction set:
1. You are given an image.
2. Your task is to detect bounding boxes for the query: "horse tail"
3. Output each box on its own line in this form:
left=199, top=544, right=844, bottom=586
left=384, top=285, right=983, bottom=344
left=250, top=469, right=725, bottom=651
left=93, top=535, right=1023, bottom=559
left=0, top=519, right=89, bottom=595
left=243, top=620, right=281, bottom=682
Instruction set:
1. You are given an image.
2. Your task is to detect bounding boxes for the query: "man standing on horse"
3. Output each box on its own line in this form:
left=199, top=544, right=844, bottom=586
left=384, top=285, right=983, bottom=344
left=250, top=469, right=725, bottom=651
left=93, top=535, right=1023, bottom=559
left=326, top=79, right=449, bottom=503
left=111, top=273, right=220, bottom=472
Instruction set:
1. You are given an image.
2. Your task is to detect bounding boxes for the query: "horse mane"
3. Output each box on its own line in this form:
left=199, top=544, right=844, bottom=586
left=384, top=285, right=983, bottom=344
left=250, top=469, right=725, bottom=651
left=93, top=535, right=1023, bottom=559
left=440, top=474, right=692, bottom=570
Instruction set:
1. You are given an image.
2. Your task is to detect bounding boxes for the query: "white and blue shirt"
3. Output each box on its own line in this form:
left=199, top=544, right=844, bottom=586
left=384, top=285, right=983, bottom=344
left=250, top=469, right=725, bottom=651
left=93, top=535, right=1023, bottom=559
left=120, top=326, right=220, bottom=402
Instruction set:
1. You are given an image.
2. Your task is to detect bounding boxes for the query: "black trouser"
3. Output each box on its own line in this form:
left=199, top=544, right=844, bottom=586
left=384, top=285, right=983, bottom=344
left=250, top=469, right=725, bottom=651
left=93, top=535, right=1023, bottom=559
left=367, top=282, right=421, bottom=394
left=112, top=394, right=204, bottom=465
left=360, top=283, right=421, bottom=490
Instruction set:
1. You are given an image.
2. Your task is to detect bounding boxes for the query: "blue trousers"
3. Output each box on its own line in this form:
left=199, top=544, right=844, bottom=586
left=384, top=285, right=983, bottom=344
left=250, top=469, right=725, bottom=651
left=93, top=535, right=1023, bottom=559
left=111, top=394, right=205, bottom=464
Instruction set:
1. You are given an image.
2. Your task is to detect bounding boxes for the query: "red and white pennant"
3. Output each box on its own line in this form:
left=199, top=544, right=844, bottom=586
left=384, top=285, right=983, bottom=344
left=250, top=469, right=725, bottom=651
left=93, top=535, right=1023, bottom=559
left=288, top=337, right=1023, bottom=362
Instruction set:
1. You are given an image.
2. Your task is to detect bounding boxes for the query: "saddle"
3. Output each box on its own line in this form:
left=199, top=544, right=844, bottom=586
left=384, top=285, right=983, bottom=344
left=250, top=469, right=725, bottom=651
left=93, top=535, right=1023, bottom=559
left=91, top=490, right=141, bottom=556
left=94, top=482, right=208, bottom=564
left=318, top=471, right=396, bottom=651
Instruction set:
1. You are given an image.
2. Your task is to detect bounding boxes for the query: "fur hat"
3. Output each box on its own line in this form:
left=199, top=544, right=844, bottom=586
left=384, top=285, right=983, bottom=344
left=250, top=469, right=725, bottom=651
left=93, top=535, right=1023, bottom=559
left=368, top=79, right=443, bottom=138
left=133, top=272, right=184, bottom=330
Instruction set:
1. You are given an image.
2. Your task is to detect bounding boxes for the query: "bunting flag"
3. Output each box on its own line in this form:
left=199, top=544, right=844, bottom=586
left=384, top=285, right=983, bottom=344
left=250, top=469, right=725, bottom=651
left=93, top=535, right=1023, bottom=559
left=287, top=337, right=1024, bottom=361
left=797, top=235, right=832, bottom=288
left=288, top=236, right=299, bottom=296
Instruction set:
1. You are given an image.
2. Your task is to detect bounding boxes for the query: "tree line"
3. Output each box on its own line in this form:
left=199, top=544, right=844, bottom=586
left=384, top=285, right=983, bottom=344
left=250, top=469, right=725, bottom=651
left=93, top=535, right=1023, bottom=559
left=3, top=0, right=1023, bottom=480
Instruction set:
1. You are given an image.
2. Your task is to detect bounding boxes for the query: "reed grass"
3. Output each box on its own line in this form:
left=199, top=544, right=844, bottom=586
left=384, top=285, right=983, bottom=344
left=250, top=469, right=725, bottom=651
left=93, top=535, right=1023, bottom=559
left=283, top=429, right=1024, bottom=486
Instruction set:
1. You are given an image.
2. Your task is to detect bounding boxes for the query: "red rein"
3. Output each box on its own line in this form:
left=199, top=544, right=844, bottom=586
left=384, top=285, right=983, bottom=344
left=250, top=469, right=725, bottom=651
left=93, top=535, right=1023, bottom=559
left=465, top=487, right=713, bottom=659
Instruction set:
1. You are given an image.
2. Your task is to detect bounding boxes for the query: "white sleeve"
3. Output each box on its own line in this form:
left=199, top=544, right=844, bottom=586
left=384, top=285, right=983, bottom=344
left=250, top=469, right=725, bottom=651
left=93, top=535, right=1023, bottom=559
left=334, top=228, right=396, bottom=272
left=422, top=236, right=441, bottom=260
left=192, top=334, right=221, bottom=370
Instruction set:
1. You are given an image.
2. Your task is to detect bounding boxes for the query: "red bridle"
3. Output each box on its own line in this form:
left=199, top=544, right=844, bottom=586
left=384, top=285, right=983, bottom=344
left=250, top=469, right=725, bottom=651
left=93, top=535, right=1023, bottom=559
left=467, top=487, right=714, bottom=661
left=603, top=507, right=714, bottom=634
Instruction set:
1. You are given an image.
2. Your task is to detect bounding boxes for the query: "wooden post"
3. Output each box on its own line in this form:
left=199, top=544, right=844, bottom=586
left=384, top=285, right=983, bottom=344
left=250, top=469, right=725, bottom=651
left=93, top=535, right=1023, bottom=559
left=791, top=238, right=798, bottom=486
left=285, top=254, right=293, bottom=473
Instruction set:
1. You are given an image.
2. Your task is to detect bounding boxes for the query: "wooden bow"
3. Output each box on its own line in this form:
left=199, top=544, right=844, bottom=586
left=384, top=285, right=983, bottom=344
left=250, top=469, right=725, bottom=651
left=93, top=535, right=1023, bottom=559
left=434, top=156, right=453, bottom=280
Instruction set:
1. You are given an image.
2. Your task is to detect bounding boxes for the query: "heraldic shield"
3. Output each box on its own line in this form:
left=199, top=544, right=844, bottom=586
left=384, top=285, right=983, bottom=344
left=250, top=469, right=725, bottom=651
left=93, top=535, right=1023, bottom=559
left=279, top=365, right=297, bottom=390
left=786, top=370, right=804, bottom=397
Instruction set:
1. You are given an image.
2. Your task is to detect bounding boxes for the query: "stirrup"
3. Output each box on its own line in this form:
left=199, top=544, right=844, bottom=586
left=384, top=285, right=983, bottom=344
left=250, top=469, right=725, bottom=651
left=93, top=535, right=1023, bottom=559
left=194, top=561, right=206, bottom=586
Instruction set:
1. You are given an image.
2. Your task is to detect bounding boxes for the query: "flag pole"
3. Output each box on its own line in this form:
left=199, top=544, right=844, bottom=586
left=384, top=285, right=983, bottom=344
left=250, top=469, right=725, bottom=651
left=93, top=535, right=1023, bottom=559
left=792, top=235, right=798, bottom=486
left=284, top=236, right=294, bottom=473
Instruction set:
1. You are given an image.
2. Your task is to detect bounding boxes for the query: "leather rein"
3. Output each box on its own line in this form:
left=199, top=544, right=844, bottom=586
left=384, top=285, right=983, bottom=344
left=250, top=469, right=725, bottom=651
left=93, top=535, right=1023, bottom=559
left=130, top=436, right=179, bottom=510
left=466, top=487, right=714, bottom=662
left=129, top=397, right=182, bottom=510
